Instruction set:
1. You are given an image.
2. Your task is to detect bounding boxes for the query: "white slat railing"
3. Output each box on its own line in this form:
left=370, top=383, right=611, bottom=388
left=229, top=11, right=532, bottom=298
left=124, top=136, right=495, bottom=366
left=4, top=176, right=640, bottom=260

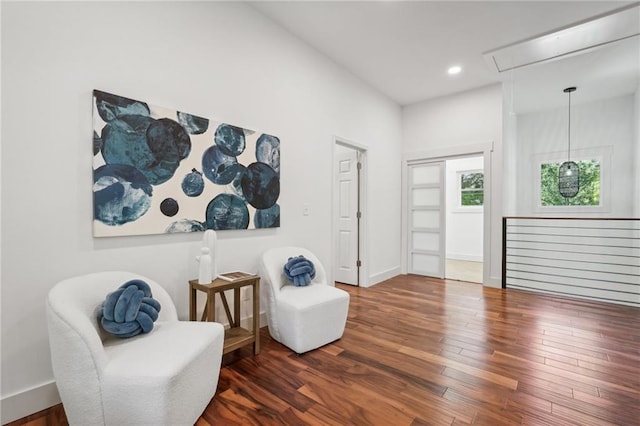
left=503, top=217, right=640, bottom=307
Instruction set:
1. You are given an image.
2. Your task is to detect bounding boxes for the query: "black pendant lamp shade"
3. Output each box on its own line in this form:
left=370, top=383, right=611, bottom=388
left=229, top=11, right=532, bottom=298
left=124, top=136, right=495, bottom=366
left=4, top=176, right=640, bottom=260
left=559, top=87, right=579, bottom=198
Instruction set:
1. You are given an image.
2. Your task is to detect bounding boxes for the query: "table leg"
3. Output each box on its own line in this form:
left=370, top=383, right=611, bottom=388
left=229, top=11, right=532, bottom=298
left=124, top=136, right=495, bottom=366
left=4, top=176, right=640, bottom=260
left=201, top=302, right=208, bottom=322
left=206, top=291, right=216, bottom=322
left=218, top=292, right=232, bottom=326
left=189, top=285, right=196, bottom=321
left=253, top=280, right=260, bottom=354
left=234, top=288, right=241, bottom=328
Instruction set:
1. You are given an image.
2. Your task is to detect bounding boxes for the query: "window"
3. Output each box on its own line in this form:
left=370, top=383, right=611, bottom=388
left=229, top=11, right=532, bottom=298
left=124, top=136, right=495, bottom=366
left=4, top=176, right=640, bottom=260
left=533, top=147, right=610, bottom=213
left=540, top=159, right=600, bottom=206
left=459, top=171, right=483, bottom=207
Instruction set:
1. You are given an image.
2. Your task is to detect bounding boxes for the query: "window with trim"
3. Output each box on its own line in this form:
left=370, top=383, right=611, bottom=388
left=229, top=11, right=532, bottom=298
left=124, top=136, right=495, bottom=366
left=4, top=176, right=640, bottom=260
left=459, top=171, right=484, bottom=207
left=533, top=147, right=610, bottom=213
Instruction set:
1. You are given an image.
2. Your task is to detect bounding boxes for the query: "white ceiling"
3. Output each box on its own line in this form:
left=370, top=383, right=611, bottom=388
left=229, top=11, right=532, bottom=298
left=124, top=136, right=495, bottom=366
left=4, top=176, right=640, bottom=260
left=249, top=1, right=638, bottom=107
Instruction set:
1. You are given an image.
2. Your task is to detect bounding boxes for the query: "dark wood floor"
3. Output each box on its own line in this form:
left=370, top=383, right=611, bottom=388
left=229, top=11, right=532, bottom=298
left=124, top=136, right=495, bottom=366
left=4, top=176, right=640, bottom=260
left=11, top=275, right=640, bottom=425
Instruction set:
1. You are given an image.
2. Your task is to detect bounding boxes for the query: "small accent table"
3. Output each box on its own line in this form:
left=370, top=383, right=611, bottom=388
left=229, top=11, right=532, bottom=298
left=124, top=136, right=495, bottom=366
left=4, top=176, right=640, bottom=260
left=189, top=275, right=260, bottom=355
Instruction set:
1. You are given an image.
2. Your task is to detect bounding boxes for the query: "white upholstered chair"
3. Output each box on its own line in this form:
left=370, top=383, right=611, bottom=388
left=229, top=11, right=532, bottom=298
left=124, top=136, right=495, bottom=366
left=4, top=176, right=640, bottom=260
left=259, top=247, right=350, bottom=354
left=46, top=271, right=224, bottom=426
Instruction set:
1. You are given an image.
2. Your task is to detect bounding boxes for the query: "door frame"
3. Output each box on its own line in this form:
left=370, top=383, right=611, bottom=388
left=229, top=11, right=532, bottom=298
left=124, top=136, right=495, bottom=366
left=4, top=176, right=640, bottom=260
left=331, top=136, right=368, bottom=287
left=401, top=142, right=493, bottom=285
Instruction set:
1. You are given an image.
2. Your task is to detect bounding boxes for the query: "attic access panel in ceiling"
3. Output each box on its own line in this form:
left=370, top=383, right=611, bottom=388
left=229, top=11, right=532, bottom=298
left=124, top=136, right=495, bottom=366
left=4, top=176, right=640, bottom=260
left=483, top=3, right=640, bottom=73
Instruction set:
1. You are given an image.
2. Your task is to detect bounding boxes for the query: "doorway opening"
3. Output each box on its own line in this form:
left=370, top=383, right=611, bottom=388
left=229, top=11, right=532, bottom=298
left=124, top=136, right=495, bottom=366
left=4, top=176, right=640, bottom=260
left=332, top=138, right=367, bottom=287
left=444, top=156, right=484, bottom=284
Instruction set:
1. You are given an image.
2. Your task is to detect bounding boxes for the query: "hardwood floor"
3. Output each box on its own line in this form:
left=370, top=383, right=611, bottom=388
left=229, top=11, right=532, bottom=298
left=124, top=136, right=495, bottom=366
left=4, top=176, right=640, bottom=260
left=11, top=275, right=640, bottom=425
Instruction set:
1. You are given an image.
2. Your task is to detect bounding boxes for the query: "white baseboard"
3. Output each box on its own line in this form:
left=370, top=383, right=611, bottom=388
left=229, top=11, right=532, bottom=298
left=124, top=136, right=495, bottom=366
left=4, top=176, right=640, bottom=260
left=446, top=253, right=483, bottom=262
left=484, top=275, right=502, bottom=288
left=366, top=266, right=401, bottom=287
left=239, top=311, right=268, bottom=330
left=1, top=380, right=61, bottom=424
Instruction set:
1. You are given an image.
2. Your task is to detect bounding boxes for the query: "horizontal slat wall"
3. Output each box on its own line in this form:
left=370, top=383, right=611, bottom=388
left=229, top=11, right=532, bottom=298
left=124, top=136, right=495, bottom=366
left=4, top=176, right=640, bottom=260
left=503, top=218, right=640, bottom=307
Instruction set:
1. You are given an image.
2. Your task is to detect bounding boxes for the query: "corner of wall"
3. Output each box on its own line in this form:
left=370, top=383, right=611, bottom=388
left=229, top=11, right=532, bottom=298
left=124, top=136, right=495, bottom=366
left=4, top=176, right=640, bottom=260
left=366, top=267, right=401, bottom=287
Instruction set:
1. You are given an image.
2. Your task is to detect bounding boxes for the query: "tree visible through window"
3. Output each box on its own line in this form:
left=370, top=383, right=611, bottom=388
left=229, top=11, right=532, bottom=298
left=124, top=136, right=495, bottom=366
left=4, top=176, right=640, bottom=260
left=460, top=172, right=484, bottom=206
left=540, top=159, right=600, bottom=206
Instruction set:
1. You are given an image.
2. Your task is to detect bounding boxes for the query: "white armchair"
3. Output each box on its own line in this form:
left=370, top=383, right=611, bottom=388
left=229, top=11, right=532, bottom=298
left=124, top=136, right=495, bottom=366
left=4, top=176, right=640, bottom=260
left=46, top=271, right=224, bottom=426
left=259, top=247, right=349, bottom=354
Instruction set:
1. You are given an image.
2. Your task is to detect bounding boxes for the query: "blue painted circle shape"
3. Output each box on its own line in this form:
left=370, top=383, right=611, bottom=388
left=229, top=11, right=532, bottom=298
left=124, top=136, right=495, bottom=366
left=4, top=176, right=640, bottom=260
left=255, top=134, right=280, bottom=174
left=181, top=169, right=205, bottom=197
left=165, top=220, right=205, bottom=233
left=177, top=111, right=209, bottom=135
left=215, top=124, right=245, bottom=156
left=202, top=145, right=240, bottom=185
left=254, top=204, right=280, bottom=228
left=205, top=194, right=249, bottom=230
left=241, top=162, right=280, bottom=209
left=93, top=164, right=153, bottom=226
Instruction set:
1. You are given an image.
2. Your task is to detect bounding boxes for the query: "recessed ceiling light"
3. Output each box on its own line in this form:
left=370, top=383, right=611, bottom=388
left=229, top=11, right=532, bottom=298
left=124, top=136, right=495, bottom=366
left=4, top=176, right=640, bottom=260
left=448, top=65, right=462, bottom=75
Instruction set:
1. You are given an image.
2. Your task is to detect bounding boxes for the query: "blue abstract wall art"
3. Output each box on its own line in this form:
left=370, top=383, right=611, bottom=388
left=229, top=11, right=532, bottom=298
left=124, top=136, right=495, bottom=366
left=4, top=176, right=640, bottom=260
left=93, top=90, right=280, bottom=237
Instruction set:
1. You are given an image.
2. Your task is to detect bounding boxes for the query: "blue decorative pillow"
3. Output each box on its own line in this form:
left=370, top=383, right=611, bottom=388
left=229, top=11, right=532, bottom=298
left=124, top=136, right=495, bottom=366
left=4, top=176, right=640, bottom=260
left=98, top=279, right=161, bottom=338
left=284, top=255, right=316, bottom=286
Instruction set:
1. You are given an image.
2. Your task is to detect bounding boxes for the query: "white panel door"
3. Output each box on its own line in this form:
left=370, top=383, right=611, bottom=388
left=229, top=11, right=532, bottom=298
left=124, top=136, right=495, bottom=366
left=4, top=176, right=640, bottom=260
left=408, top=161, right=445, bottom=278
left=335, top=150, right=359, bottom=285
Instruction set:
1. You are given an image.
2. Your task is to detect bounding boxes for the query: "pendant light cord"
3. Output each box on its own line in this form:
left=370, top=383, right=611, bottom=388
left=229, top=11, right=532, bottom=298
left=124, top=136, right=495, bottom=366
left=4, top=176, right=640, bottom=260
left=564, top=86, right=576, bottom=163
left=567, top=89, right=571, bottom=162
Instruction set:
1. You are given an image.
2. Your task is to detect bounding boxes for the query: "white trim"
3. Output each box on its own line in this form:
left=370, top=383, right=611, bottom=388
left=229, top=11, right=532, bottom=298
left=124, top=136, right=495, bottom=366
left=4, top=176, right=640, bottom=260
left=455, top=168, right=484, bottom=211
left=484, top=276, right=502, bottom=288
left=447, top=253, right=483, bottom=262
left=482, top=3, right=640, bottom=73
left=403, top=143, right=491, bottom=163
left=401, top=158, right=408, bottom=274
left=402, top=142, right=494, bottom=287
left=452, top=207, right=483, bottom=214
left=335, top=138, right=368, bottom=152
left=331, top=136, right=369, bottom=287
left=367, top=266, right=401, bottom=287
left=239, top=310, right=268, bottom=330
left=1, top=381, right=61, bottom=424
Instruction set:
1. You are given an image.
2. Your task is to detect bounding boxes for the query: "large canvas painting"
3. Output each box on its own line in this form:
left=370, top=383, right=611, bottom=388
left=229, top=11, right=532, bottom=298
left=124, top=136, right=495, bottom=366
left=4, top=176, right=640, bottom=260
left=92, top=90, right=280, bottom=237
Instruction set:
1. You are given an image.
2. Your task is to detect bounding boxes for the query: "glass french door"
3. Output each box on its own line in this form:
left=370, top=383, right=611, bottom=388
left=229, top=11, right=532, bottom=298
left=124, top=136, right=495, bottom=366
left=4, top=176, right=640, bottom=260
left=408, top=161, right=445, bottom=278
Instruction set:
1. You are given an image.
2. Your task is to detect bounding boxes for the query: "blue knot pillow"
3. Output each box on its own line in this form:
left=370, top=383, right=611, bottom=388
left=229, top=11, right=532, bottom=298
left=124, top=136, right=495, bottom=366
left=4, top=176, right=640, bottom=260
left=284, top=255, right=316, bottom=286
left=98, top=279, right=161, bottom=338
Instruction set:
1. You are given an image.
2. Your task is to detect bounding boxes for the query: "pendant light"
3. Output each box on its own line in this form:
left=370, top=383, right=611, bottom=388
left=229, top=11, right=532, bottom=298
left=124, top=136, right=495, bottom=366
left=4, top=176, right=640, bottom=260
left=558, top=87, right=579, bottom=198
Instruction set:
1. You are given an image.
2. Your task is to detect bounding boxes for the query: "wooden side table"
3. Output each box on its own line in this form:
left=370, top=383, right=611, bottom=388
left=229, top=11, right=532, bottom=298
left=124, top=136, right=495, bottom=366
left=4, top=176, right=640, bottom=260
left=189, top=275, right=260, bottom=355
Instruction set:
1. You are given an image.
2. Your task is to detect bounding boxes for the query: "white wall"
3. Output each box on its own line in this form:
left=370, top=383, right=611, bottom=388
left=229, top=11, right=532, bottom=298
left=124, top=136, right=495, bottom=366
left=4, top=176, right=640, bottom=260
left=635, top=88, right=640, bottom=217
left=502, top=83, right=518, bottom=217
left=445, top=157, right=483, bottom=262
left=0, top=2, right=402, bottom=422
left=402, top=84, right=503, bottom=286
left=0, top=2, right=3, bottom=422
left=513, top=94, right=635, bottom=217
left=403, top=85, right=502, bottom=150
